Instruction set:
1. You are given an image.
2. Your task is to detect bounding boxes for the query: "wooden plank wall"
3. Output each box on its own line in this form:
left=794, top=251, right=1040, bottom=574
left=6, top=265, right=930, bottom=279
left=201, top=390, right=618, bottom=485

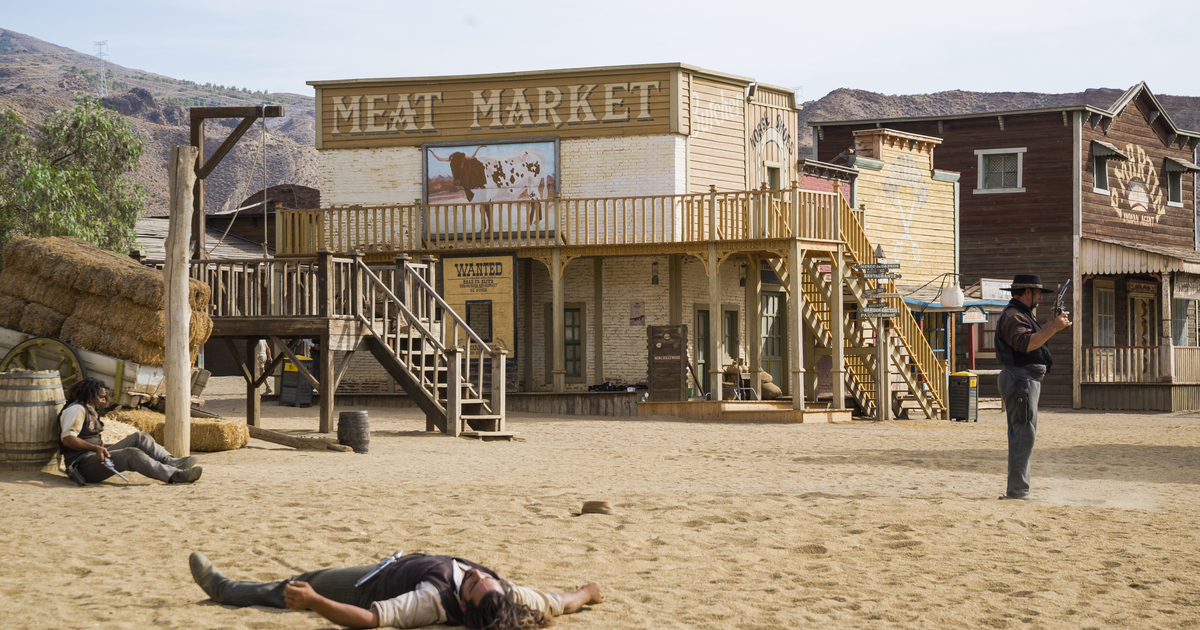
left=852, top=133, right=956, bottom=287
left=1081, top=93, right=1196, bottom=248
left=688, top=76, right=747, bottom=193
left=819, top=112, right=1076, bottom=406
left=1080, top=383, right=1200, bottom=411
left=746, top=86, right=799, bottom=191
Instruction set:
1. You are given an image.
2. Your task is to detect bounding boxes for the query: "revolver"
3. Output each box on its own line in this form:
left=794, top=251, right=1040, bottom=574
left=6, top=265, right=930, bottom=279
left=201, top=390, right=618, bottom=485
left=102, top=458, right=130, bottom=483
left=1052, top=279, right=1071, bottom=317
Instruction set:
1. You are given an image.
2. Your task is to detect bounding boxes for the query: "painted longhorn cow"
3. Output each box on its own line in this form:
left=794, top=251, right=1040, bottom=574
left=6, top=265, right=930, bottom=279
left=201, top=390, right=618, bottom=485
left=430, top=146, right=547, bottom=233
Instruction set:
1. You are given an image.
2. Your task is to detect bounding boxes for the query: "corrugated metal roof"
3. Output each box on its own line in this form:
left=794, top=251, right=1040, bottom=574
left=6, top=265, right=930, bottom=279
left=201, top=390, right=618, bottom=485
left=1091, top=139, right=1129, bottom=161
left=1164, top=156, right=1200, bottom=172
left=135, top=218, right=269, bottom=260
left=1082, top=237, right=1200, bottom=275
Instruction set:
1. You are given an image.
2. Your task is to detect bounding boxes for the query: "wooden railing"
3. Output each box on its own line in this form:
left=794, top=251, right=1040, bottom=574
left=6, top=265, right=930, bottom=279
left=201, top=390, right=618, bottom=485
left=276, top=185, right=842, bottom=255
left=144, top=256, right=357, bottom=318
left=1082, top=346, right=1167, bottom=383
left=1174, top=347, right=1200, bottom=383
left=837, top=195, right=945, bottom=409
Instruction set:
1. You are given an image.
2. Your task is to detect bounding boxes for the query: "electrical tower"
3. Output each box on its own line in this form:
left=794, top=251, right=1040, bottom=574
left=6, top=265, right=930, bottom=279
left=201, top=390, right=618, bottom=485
left=93, top=41, right=108, bottom=98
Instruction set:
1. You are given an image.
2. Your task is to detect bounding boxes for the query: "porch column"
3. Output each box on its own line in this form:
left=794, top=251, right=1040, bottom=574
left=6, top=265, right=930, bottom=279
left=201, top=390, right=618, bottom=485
left=708, top=243, right=724, bottom=401
left=246, top=338, right=260, bottom=428
left=593, top=258, right=604, bottom=387
left=1162, top=275, right=1175, bottom=382
left=669, top=255, right=683, bottom=326
left=787, top=242, right=806, bottom=411
left=551, top=248, right=565, bottom=393
left=828, top=251, right=847, bottom=409
left=746, top=255, right=762, bottom=394
left=523, top=259, right=534, bottom=392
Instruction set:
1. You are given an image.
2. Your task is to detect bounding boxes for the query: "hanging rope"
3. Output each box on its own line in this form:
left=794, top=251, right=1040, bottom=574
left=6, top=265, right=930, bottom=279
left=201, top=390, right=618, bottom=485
left=207, top=115, right=266, bottom=255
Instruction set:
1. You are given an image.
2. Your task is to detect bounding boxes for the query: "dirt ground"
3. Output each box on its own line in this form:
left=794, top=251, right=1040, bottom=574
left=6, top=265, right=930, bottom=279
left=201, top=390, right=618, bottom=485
left=2, top=376, right=1199, bottom=629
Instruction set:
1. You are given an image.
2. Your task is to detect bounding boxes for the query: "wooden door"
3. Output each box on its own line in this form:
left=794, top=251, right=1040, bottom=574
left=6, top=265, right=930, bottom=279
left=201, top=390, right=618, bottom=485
left=760, top=292, right=784, bottom=391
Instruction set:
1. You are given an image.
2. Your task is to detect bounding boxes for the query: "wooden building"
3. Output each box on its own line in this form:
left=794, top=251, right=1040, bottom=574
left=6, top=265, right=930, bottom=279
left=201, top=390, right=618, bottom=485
left=812, top=82, right=1200, bottom=410
left=247, top=63, right=965, bottom=423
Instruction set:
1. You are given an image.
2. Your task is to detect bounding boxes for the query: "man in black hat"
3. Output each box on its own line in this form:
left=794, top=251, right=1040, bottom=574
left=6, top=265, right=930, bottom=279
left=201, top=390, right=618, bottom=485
left=995, top=274, right=1071, bottom=500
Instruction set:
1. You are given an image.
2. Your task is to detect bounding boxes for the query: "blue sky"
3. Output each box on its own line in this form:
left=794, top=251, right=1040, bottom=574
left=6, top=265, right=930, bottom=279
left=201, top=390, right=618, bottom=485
left=6, top=0, right=1199, bottom=100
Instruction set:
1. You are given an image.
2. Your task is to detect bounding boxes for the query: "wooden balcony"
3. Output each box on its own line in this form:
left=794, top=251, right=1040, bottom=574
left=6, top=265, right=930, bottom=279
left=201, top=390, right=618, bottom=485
left=275, top=186, right=842, bottom=257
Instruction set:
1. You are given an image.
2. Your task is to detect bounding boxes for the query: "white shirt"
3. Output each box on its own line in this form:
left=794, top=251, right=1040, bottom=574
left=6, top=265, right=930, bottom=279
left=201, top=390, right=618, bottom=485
left=60, top=403, right=94, bottom=440
left=370, top=559, right=563, bottom=628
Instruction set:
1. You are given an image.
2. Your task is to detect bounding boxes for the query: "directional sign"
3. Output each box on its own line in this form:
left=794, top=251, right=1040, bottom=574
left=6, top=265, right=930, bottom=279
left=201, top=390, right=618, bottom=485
left=854, top=263, right=901, bottom=270
left=858, top=308, right=900, bottom=318
left=860, top=272, right=902, bottom=279
left=862, top=289, right=901, bottom=298
left=866, top=300, right=891, bottom=308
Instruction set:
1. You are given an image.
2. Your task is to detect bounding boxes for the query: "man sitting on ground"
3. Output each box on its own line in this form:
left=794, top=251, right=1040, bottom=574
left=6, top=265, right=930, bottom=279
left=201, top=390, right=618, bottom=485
left=60, top=377, right=202, bottom=485
left=189, top=550, right=604, bottom=629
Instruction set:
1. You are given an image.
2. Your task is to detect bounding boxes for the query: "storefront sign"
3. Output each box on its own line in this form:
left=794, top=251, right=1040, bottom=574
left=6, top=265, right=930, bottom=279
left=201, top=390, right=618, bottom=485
left=1127, top=280, right=1159, bottom=295
left=981, top=279, right=1008, bottom=301
left=961, top=307, right=988, bottom=324
left=441, top=254, right=517, bottom=357
left=1175, top=274, right=1200, bottom=300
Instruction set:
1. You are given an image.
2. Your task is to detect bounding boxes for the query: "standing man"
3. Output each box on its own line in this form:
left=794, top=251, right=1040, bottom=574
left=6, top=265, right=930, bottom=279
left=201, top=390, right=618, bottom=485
left=995, top=274, right=1071, bottom=500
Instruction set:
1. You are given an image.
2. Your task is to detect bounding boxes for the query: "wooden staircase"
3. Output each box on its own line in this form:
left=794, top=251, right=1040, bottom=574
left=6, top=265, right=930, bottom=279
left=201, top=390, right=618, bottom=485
left=351, top=256, right=507, bottom=437
left=775, top=196, right=946, bottom=419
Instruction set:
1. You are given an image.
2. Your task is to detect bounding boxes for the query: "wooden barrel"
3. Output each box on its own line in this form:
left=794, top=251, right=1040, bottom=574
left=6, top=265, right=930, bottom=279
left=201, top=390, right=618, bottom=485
left=337, top=411, right=370, bottom=453
left=0, top=370, right=66, bottom=471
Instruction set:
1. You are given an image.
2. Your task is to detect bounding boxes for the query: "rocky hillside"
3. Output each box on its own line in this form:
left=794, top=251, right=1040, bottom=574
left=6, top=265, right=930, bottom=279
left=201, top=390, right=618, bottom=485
left=0, top=28, right=317, bottom=217
left=797, top=87, right=1200, bottom=155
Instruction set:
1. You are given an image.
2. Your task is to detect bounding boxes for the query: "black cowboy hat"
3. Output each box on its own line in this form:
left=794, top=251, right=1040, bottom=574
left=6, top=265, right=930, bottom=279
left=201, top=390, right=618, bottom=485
left=1001, top=274, right=1054, bottom=292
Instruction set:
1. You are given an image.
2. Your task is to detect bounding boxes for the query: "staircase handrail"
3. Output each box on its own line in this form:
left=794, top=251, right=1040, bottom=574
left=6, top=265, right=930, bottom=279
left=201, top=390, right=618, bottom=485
left=386, top=259, right=495, bottom=354
left=354, top=259, right=449, bottom=354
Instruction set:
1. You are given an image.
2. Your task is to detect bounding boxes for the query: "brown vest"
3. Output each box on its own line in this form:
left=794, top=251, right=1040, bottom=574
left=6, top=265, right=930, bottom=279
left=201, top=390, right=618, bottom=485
left=61, top=403, right=104, bottom=460
left=373, top=554, right=500, bottom=625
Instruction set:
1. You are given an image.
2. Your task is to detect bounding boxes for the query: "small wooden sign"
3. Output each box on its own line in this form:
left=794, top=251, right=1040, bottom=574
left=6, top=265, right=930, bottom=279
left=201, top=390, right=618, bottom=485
left=647, top=325, right=687, bottom=402
left=858, top=308, right=900, bottom=318
left=961, top=307, right=989, bottom=324
left=860, top=272, right=902, bottom=279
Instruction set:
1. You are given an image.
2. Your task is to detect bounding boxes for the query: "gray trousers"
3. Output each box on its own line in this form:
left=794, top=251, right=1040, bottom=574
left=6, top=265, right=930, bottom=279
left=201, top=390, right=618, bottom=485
left=998, top=364, right=1045, bottom=497
left=69, top=432, right=178, bottom=483
left=219, top=564, right=377, bottom=609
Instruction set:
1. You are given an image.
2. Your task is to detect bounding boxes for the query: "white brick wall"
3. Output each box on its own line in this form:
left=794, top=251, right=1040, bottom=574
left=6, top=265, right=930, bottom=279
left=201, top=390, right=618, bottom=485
left=560, top=135, right=686, bottom=197
left=320, top=147, right=423, bottom=207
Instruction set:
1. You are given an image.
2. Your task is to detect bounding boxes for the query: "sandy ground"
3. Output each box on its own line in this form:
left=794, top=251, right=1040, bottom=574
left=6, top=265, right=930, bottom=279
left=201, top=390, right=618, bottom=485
left=3, top=377, right=1200, bottom=629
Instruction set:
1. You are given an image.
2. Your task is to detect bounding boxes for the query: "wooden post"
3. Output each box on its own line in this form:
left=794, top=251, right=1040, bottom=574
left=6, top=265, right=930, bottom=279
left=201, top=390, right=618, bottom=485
left=395, top=253, right=411, bottom=311
left=189, top=120, right=206, bottom=259
left=551, top=249, right=565, bottom=393
left=1162, top=275, right=1175, bottom=382
left=317, top=248, right=335, bottom=433
left=787, top=243, right=805, bottom=411
left=830, top=189, right=846, bottom=409
left=164, top=145, right=197, bottom=457
left=877, top=316, right=890, bottom=422
left=348, top=250, right=363, bottom=320
left=747, top=255, right=762, bottom=395
left=708, top=243, right=723, bottom=401
left=446, top=348, right=462, bottom=437
left=492, top=349, right=507, bottom=431
left=246, top=338, right=261, bottom=427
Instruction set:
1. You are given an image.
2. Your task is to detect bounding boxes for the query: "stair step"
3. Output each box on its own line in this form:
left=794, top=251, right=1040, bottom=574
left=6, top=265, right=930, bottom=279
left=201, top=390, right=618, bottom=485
left=461, top=431, right=515, bottom=441
left=462, top=414, right=502, bottom=420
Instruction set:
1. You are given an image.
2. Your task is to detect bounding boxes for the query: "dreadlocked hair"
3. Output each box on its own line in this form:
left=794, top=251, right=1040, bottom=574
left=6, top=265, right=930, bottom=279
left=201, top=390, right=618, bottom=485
left=462, top=582, right=554, bottom=630
left=65, top=377, right=107, bottom=407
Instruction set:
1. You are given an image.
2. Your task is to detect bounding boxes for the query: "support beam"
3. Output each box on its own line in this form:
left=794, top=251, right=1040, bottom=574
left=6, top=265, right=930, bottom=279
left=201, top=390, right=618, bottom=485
left=246, top=338, right=261, bottom=428
left=551, top=249, right=565, bottom=393
left=523, top=259, right=534, bottom=392
left=787, top=243, right=805, bottom=411
left=747, top=255, right=762, bottom=395
left=669, top=255, right=682, bottom=326
left=708, top=243, right=723, bottom=401
left=319, top=332, right=335, bottom=433
left=165, top=145, right=197, bottom=456
left=829, top=251, right=846, bottom=409
left=593, top=258, right=603, bottom=386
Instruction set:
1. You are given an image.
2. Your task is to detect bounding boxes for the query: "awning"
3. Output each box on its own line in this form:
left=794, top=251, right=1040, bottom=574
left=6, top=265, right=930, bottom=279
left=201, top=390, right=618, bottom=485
left=1164, top=156, right=1200, bottom=172
left=1082, top=237, right=1200, bottom=275
left=1091, top=140, right=1129, bottom=161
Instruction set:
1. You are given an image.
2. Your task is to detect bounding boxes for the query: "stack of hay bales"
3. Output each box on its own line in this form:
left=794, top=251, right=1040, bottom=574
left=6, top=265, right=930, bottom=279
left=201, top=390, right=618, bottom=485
left=105, top=409, right=248, bottom=452
left=0, top=236, right=212, bottom=366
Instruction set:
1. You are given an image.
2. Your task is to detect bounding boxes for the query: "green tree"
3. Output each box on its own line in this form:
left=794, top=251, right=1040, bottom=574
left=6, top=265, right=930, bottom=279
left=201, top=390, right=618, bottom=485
left=0, top=93, right=146, bottom=255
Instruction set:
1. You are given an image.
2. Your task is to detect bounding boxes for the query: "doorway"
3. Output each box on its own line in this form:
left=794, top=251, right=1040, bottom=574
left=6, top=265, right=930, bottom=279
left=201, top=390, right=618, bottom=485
left=760, top=292, right=785, bottom=392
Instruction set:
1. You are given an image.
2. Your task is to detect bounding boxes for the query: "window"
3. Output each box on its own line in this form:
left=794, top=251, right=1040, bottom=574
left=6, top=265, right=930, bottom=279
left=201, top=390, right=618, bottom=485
left=974, top=148, right=1027, bottom=194
left=1168, top=171, right=1183, bottom=207
left=979, top=316, right=997, bottom=353
left=544, top=303, right=586, bottom=383
left=922, top=312, right=949, bottom=361
left=1171, top=298, right=1194, bottom=346
left=695, top=310, right=709, bottom=391
left=1094, top=282, right=1115, bottom=346
left=1093, top=154, right=1110, bottom=194
left=765, top=165, right=781, bottom=190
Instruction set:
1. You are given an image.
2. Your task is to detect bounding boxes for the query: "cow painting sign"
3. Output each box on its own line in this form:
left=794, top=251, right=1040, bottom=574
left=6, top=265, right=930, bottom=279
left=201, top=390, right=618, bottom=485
left=424, top=139, right=558, bottom=237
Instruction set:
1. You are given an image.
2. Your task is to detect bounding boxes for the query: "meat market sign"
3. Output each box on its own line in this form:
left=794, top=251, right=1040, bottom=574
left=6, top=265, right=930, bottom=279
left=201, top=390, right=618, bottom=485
left=311, top=67, right=677, bottom=149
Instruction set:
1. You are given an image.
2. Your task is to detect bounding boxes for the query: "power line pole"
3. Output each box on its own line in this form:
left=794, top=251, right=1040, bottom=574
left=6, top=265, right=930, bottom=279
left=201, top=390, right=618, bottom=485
left=93, top=41, right=108, bottom=98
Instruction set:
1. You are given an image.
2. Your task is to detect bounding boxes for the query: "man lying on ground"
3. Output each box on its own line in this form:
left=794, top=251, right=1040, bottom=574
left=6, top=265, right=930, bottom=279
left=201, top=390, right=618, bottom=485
left=60, top=377, right=202, bottom=485
left=189, top=550, right=604, bottom=629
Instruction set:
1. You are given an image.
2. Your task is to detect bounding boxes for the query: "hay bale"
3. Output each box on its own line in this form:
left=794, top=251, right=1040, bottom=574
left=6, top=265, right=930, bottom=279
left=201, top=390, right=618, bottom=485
left=0, top=294, right=28, bottom=329
left=100, top=419, right=140, bottom=444
left=121, top=271, right=211, bottom=312
left=134, top=411, right=246, bottom=452
left=0, top=268, right=79, bottom=314
left=19, top=303, right=68, bottom=338
left=105, top=409, right=164, bottom=435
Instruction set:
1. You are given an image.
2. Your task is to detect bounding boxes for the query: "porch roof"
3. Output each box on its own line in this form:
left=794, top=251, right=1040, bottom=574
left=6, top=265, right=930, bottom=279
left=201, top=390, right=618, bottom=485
left=1082, top=237, right=1200, bottom=275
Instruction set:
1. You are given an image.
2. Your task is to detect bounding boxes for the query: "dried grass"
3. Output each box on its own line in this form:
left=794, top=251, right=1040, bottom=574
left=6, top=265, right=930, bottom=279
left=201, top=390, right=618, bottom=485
left=105, top=409, right=164, bottom=435
left=122, top=410, right=246, bottom=452
left=18, top=303, right=68, bottom=338
left=0, top=269, right=79, bottom=313
left=0, top=294, right=27, bottom=329
left=100, top=419, right=141, bottom=444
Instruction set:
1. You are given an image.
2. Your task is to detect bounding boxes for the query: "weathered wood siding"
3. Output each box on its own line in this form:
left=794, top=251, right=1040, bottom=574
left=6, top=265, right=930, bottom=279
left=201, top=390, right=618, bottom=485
left=1082, top=93, right=1196, bottom=248
left=819, top=112, right=1076, bottom=406
left=852, top=130, right=956, bottom=287
left=688, top=75, right=748, bottom=192
left=746, top=86, right=800, bottom=190
left=1081, top=383, right=1200, bottom=411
